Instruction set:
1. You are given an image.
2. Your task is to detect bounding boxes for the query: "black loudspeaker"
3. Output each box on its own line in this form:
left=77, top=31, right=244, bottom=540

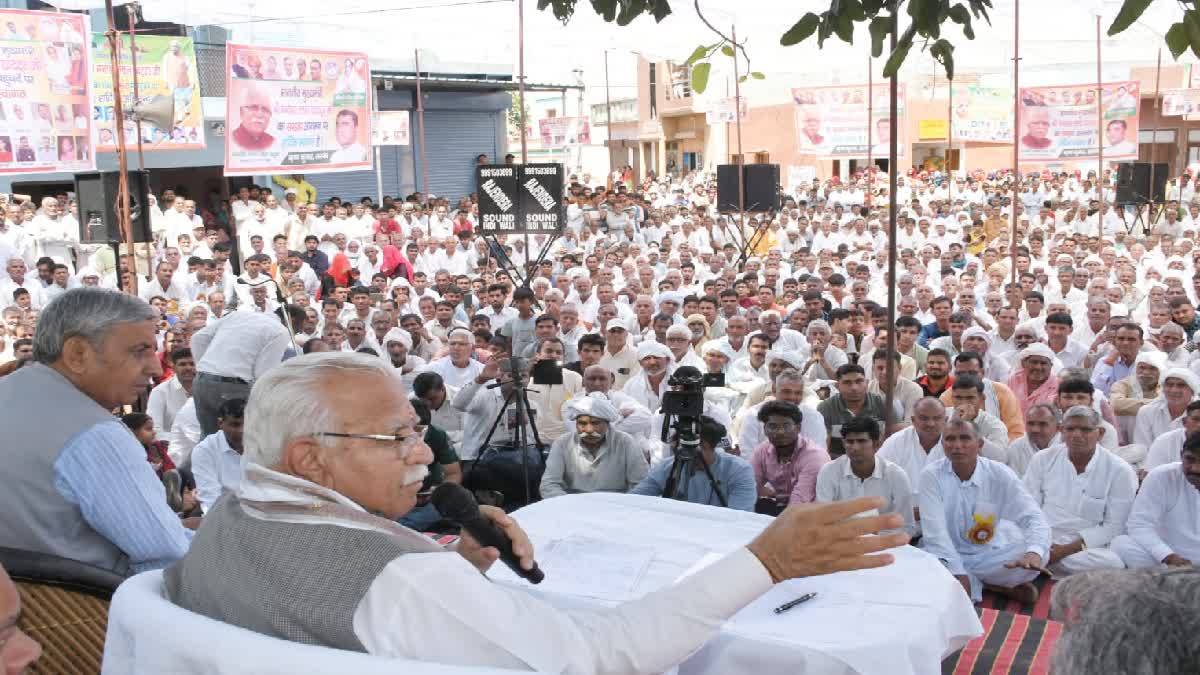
left=1115, top=162, right=1168, bottom=204
left=74, top=170, right=153, bottom=243
left=716, top=163, right=780, bottom=212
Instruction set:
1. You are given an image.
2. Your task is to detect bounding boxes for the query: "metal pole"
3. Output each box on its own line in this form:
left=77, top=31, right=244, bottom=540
left=884, top=3, right=899, bottom=437
left=867, top=56, right=873, bottom=208
left=604, top=50, right=613, bottom=183
left=1010, top=0, right=1020, bottom=285
left=1150, top=47, right=1162, bottom=231
left=372, top=82, right=383, bottom=204
left=105, top=0, right=136, bottom=295
left=733, top=25, right=746, bottom=250
left=948, top=80, right=954, bottom=202
left=125, top=3, right=145, bottom=170
left=414, top=49, right=428, bottom=204
left=1096, top=14, right=1104, bottom=230
left=518, top=0, right=527, bottom=164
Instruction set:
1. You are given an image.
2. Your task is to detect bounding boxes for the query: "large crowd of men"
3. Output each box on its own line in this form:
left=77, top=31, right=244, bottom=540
left=3, top=161, right=1200, bottom=670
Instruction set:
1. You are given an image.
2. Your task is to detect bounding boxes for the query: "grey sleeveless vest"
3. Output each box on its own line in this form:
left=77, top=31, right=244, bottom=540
left=164, top=494, right=439, bottom=651
left=0, top=363, right=132, bottom=575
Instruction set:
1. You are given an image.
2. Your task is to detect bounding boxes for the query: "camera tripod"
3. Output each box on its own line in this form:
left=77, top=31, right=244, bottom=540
left=660, top=414, right=727, bottom=508
left=462, top=359, right=546, bottom=509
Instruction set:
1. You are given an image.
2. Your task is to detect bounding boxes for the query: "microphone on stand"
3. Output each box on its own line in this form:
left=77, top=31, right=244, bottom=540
left=431, top=483, right=544, bottom=584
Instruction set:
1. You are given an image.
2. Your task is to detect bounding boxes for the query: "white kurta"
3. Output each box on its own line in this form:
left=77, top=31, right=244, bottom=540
left=918, top=457, right=1051, bottom=601
left=877, top=426, right=944, bottom=497
left=1111, top=463, right=1200, bottom=568
left=1022, top=445, right=1136, bottom=575
left=1145, top=427, right=1186, bottom=471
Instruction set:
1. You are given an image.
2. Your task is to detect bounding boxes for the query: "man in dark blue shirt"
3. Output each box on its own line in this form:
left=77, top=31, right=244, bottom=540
left=918, top=296, right=954, bottom=347
left=299, top=235, right=329, bottom=279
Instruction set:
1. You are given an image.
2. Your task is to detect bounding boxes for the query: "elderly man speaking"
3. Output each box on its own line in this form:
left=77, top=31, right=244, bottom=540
left=166, top=351, right=910, bottom=673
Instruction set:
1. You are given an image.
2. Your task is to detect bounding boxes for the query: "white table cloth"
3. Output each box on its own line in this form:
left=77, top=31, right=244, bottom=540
left=493, top=493, right=983, bottom=675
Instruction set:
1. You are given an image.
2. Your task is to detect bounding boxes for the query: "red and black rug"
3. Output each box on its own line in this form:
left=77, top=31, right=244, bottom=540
left=943, top=577, right=1062, bottom=675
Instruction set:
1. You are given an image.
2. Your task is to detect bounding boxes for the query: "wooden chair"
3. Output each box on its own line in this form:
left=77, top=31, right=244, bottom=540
left=0, top=547, right=124, bottom=675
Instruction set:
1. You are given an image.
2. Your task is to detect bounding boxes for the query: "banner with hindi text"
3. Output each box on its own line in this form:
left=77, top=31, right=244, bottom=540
left=791, top=84, right=906, bottom=159
left=224, top=43, right=371, bottom=176
left=91, top=34, right=204, bottom=151
left=538, top=117, right=590, bottom=147
left=0, top=9, right=94, bottom=175
left=1017, top=81, right=1140, bottom=163
left=950, top=85, right=1013, bottom=144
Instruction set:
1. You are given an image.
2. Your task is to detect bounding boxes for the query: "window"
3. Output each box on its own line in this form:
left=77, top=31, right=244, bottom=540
left=668, top=62, right=691, bottom=99
left=648, top=62, right=657, bottom=118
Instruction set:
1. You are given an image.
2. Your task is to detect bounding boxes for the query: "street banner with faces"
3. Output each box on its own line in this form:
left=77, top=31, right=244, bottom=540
left=371, top=111, right=410, bottom=146
left=91, top=34, right=205, bottom=152
left=224, top=43, right=371, bottom=176
left=1162, top=88, right=1200, bottom=117
left=791, top=84, right=906, bottom=159
left=0, top=9, right=95, bottom=175
left=1017, top=81, right=1140, bottom=163
left=950, top=85, right=1013, bottom=144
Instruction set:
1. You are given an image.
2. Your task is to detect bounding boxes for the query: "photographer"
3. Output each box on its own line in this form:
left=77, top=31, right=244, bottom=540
left=524, top=337, right=583, bottom=441
left=540, top=394, right=649, bottom=499
left=631, top=415, right=756, bottom=511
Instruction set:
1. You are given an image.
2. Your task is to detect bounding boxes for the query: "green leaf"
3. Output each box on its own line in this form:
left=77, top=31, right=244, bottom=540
left=930, top=38, right=955, bottom=80
left=751, top=71, right=765, bottom=79
left=861, top=0, right=887, bottom=14
left=721, top=45, right=735, bottom=57
left=615, top=0, right=645, bottom=26
left=844, top=0, right=867, bottom=21
left=684, top=44, right=710, bottom=66
left=948, top=3, right=970, bottom=25
left=739, top=75, right=748, bottom=83
left=591, top=0, right=618, bottom=22
left=883, top=24, right=918, bottom=78
left=691, top=61, right=711, bottom=94
left=780, top=12, right=821, bottom=46
left=650, top=0, right=672, bottom=22
left=1166, top=22, right=1189, bottom=59
left=833, top=11, right=855, bottom=43
left=869, top=15, right=891, bottom=57
left=1108, top=0, right=1153, bottom=36
left=1185, top=10, right=1200, bottom=60
left=817, top=14, right=834, bottom=46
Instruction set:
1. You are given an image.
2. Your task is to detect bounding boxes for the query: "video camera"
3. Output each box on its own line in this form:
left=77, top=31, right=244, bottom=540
left=659, top=366, right=722, bottom=447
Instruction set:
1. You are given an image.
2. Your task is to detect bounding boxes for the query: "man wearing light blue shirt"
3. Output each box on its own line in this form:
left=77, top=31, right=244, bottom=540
left=0, top=288, right=191, bottom=576
left=919, top=419, right=1050, bottom=605
left=632, top=415, right=756, bottom=510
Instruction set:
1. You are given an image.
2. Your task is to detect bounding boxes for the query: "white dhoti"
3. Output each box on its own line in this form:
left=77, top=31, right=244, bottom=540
left=958, top=520, right=1040, bottom=601
left=1045, top=531, right=1125, bottom=576
left=1110, top=534, right=1166, bottom=569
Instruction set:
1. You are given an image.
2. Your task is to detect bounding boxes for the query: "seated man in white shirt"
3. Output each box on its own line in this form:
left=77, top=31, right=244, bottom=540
left=1022, top=405, right=1137, bottom=576
left=816, top=416, right=916, bottom=536
left=1111, top=434, right=1200, bottom=569
left=1005, top=404, right=1061, bottom=477
left=919, top=419, right=1052, bottom=605
left=1144, top=400, right=1200, bottom=472
left=190, top=398, right=246, bottom=513
left=540, top=394, right=648, bottom=499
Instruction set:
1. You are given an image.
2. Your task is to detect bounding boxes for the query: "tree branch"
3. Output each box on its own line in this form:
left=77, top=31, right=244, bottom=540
left=693, top=0, right=751, bottom=70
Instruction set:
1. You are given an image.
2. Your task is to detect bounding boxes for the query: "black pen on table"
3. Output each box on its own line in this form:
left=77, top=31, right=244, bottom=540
left=773, top=592, right=818, bottom=614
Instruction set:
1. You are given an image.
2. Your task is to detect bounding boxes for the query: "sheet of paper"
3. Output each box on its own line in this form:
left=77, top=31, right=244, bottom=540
left=533, top=536, right=655, bottom=602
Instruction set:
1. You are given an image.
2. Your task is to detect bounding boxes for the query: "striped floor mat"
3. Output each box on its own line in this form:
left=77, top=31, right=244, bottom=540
left=978, top=576, right=1056, bottom=619
left=942, top=608, right=1063, bottom=675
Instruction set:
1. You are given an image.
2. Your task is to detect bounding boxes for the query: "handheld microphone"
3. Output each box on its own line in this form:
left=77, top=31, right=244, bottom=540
left=431, top=483, right=544, bottom=584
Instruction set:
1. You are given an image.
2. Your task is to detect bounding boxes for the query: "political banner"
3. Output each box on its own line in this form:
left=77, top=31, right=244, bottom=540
left=0, top=9, right=94, bottom=175
left=1017, top=81, right=1140, bottom=162
left=91, top=34, right=204, bottom=152
left=705, top=97, right=747, bottom=124
left=372, top=110, right=409, bottom=146
left=1162, top=89, right=1200, bottom=117
left=951, top=85, right=1013, bottom=144
left=791, top=84, right=906, bottom=159
left=224, top=43, right=371, bottom=176
left=538, top=117, right=590, bottom=147
left=476, top=163, right=563, bottom=235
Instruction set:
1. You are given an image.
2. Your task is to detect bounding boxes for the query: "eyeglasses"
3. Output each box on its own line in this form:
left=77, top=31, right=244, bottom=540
left=313, top=425, right=427, bottom=456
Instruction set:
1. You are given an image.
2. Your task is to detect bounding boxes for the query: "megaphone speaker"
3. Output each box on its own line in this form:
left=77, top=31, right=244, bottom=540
left=130, top=94, right=175, bottom=131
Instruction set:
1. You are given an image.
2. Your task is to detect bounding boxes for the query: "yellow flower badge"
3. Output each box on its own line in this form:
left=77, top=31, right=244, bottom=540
left=967, top=513, right=996, bottom=545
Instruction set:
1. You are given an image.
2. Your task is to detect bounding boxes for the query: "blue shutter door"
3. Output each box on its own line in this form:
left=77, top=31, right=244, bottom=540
left=421, top=110, right=499, bottom=202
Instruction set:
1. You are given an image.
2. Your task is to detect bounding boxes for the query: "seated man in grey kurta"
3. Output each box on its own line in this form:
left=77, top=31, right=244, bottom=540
left=165, top=351, right=911, bottom=672
left=539, top=393, right=649, bottom=498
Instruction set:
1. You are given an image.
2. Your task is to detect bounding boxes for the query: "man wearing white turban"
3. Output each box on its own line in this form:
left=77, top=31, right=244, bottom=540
left=540, top=393, right=649, bottom=498
left=384, top=327, right=425, bottom=388
left=1134, top=367, right=1200, bottom=449
left=623, top=341, right=675, bottom=412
